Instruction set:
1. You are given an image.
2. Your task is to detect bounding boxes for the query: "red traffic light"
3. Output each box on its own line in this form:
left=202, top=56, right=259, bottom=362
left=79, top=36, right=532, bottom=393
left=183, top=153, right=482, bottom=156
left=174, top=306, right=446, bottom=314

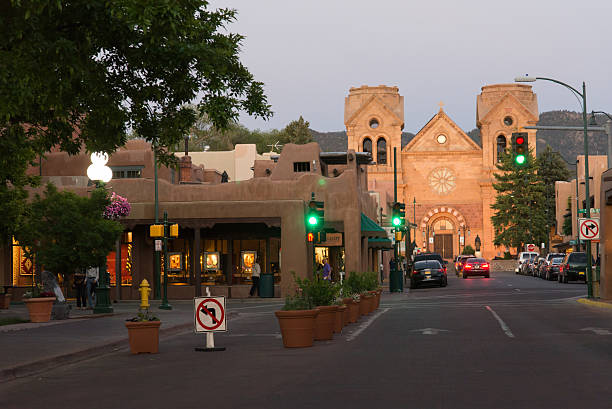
left=516, top=136, right=524, bottom=145
left=307, top=232, right=314, bottom=242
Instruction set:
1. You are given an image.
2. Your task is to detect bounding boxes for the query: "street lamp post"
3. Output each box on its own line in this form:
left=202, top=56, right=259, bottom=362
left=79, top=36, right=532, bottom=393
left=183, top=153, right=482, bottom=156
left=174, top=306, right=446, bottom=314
left=87, top=152, right=114, bottom=314
left=515, top=75, right=594, bottom=298
left=153, top=148, right=161, bottom=300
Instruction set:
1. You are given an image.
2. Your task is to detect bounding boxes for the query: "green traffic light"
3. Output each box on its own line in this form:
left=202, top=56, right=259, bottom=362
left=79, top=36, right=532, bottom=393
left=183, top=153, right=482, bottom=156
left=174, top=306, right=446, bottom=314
left=515, top=154, right=526, bottom=165
left=308, top=215, right=318, bottom=225
left=392, top=217, right=401, bottom=227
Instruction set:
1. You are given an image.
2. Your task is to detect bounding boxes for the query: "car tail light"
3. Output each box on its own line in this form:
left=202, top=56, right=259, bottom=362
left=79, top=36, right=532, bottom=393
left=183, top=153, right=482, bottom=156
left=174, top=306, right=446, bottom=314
left=464, top=264, right=472, bottom=270
left=412, top=270, right=419, bottom=275
left=481, top=263, right=489, bottom=269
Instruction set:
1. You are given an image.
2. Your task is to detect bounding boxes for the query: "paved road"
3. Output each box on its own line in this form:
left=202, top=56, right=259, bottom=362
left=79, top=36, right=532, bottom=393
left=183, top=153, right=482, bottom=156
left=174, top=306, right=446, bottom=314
left=2, top=271, right=611, bottom=409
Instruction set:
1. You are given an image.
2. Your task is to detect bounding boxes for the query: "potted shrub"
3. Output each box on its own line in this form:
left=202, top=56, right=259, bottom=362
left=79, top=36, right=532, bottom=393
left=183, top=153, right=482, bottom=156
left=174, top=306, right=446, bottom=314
left=125, top=309, right=162, bottom=354
left=22, top=285, right=56, bottom=322
left=343, top=273, right=362, bottom=323
left=275, top=295, right=319, bottom=348
left=334, top=301, right=346, bottom=333
left=296, top=275, right=339, bottom=341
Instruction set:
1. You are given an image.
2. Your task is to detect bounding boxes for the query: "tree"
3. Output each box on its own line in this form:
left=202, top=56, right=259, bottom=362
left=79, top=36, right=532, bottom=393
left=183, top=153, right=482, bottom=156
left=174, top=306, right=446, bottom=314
left=14, top=184, right=124, bottom=276
left=537, top=146, right=571, bottom=232
left=280, top=116, right=313, bottom=145
left=491, top=150, right=548, bottom=253
left=0, top=1, right=271, bottom=237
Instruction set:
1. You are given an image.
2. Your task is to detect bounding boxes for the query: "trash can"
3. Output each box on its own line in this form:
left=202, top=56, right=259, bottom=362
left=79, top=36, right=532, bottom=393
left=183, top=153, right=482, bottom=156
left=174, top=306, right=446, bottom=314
left=259, top=273, right=274, bottom=298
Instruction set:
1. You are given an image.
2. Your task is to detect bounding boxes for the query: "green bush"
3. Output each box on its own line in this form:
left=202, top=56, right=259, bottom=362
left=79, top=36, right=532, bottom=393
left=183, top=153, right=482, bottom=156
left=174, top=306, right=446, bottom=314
left=503, top=251, right=513, bottom=260
left=462, top=245, right=475, bottom=255
left=282, top=295, right=312, bottom=311
left=286, top=273, right=339, bottom=308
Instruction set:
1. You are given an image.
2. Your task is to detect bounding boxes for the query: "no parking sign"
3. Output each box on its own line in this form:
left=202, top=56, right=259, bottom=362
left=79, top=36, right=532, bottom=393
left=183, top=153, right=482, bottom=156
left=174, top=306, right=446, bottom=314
left=194, top=296, right=227, bottom=332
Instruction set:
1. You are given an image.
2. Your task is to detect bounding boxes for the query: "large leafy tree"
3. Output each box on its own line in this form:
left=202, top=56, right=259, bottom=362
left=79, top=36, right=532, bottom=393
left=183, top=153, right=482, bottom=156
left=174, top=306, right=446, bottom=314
left=15, top=184, right=124, bottom=276
left=0, top=0, right=271, bottom=237
left=537, top=146, right=571, bottom=231
left=491, top=150, right=548, bottom=252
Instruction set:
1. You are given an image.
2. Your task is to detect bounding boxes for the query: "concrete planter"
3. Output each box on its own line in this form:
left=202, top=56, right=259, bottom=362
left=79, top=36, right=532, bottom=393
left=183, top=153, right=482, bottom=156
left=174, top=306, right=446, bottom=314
left=314, top=305, right=338, bottom=341
left=24, top=297, right=56, bottom=322
left=359, top=294, right=373, bottom=315
left=347, top=299, right=360, bottom=323
left=125, top=321, right=161, bottom=354
left=0, top=293, right=11, bottom=309
left=334, top=305, right=346, bottom=333
left=275, top=309, right=319, bottom=348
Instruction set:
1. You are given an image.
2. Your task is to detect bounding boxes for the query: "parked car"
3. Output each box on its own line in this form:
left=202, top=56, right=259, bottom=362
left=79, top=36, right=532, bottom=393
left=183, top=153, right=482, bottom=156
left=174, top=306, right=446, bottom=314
left=413, top=253, right=448, bottom=275
left=538, top=253, right=565, bottom=279
left=462, top=257, right=490, bottom=278
left=455, top=255, right=473, bottom=276
left=543, top=257, right=564, bottom=281
left=409, top=260, right=447, bottom=289
left=533, top=257, right=547, bottom=278
left=516, top=252, right=538, bottom=274
left=520, top=253, right=538, bottom=275
left=558, top=252, right=592, bottom=283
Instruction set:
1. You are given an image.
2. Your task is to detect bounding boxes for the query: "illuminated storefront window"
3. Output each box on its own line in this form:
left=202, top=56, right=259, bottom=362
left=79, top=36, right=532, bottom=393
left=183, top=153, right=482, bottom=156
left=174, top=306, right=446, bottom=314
left=107, top=232, right=133, bottom=286
left=12, top=238, right=35, bottom=287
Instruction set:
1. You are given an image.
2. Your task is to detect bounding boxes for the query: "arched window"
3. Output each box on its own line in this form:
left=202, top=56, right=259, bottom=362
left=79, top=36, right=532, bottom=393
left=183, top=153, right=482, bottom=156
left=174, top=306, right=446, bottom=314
left=377, top=138, right=387, bottom=165
left=362, top=138, right=372, bottom=156
left=496, top=135, right=507, bottom=163
left=433, top=217, right=454, bottom=232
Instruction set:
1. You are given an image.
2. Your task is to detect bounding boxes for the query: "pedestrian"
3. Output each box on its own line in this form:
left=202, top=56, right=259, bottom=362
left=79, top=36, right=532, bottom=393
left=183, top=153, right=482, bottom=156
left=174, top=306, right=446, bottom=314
left=322, top=258, right=332, bottom=281
left=249, top=257, right=261, bottom=297
left=73, top=270, right=87, bottom=310
left=389, top=258, right=396, bottom=272
left=85, top=266, right=99, bottom=309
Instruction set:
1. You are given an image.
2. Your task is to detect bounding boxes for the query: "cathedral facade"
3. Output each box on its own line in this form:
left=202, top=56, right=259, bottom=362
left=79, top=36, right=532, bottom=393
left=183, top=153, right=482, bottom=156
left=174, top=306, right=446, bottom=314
left=345, top=84, right=539, bottom=259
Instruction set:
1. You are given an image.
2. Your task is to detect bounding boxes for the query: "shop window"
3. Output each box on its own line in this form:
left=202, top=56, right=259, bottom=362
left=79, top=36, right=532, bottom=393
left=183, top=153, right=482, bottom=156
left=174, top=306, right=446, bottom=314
left=232, top=239, right=267, bottom=285
left=199, top=239, right=228, bottom=285
left=111, top=166, right=143, bottom=179
left=11, top=238, right=35, bottom=287
left=433, top=217, right=454, bottom=231
left=496, top=135, right=506, bottom=163
left=107, top=232, right=133, bottom=286
left=377, top=138, right=387, bottom=165
left=362, top=138, right=372, bottom=155
left=293, top=162, right=311, bottom=172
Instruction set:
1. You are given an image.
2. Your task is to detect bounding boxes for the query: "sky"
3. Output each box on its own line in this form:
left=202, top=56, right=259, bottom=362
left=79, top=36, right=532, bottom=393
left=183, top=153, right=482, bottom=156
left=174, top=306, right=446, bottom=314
left=208, top=0, right=612, bottom=133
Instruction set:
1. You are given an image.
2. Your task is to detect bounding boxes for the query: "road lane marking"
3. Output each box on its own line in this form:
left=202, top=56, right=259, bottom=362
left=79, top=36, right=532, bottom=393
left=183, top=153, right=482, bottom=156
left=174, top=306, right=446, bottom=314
left=346, top=308, right=389, bottom=342
left=514, top=288, right=521, bottom=292
left=410, top=328, right=449, bottom=335
left=485, top=305, right=515, bottom=338
left=580, top=327, right=612, bottom=335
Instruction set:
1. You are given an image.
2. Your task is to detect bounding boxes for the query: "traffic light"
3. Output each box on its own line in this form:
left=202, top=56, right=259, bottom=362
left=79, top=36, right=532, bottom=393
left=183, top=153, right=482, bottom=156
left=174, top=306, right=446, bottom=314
left=306, top=195, right=324, bottom=232
left=391, top=202, right=405, bottom=228
left=512, top=132, right=528, bottom=166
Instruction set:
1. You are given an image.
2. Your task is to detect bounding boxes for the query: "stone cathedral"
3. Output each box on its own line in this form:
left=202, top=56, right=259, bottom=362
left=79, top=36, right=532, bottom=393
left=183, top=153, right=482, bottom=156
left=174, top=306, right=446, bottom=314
left=344, top=84, right=539, bottom=259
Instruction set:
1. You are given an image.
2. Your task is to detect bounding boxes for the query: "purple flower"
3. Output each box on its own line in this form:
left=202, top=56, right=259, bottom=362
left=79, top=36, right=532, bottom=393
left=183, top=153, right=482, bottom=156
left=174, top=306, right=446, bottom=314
left=104, top=193, right=131, bottom=220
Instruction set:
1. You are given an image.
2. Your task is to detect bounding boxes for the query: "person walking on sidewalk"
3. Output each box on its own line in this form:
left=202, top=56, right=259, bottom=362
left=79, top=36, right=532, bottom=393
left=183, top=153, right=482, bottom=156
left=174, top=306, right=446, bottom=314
left=85, top=266, right=99, bottom=309
left=73, top=270, right=87, bottom=310
left=249, top=258, right=261, bottom=297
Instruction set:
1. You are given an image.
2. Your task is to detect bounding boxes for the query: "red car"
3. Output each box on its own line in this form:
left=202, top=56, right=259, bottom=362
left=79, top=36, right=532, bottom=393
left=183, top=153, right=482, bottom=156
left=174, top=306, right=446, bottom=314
left=462, top=257, right=490, bottom=278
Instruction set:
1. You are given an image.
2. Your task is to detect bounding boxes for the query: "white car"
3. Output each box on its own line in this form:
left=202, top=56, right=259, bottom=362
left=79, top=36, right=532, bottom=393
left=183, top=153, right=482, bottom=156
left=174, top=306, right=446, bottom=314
left=515, top=252, right=539, bottom=274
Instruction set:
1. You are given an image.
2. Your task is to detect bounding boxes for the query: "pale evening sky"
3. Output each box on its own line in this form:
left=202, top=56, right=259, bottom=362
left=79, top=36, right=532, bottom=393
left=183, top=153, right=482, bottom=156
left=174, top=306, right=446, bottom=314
left=208, top=0, right=612, bottom=133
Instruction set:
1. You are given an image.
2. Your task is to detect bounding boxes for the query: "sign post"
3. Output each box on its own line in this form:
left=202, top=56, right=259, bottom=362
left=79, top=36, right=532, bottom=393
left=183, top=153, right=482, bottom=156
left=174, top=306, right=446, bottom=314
left=194, top=287, right=226, bottom=352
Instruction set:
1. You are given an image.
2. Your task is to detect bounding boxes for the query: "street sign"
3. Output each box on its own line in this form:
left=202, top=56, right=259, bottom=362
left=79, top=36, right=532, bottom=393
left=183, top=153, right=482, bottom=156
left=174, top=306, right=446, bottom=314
left=526, top=243, right=536, bottom=252
left=194, top=296, right=227, bottom=332
left=579, top=218, right=600, bottom=240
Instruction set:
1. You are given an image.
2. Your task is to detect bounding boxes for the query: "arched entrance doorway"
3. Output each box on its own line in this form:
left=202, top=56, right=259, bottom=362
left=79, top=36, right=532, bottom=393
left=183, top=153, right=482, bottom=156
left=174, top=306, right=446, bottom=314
left=420, top=207, right=467, bottom=260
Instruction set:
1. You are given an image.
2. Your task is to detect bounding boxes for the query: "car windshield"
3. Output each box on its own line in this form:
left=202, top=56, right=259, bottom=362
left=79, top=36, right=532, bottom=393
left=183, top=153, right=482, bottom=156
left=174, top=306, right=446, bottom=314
left=414, top=260, right=442, bottom=270
left=570, top=253, right=587, bottom=263
left=551, top=257, right=564, bottom=264
left=529, top=254, right=538, bottom=259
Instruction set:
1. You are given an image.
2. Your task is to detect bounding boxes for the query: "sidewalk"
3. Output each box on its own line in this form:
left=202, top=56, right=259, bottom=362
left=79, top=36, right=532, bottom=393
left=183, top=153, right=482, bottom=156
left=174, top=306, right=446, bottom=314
left=577, top=297, right=612, bottom=309
left=0, top=298, right=277, bottom=383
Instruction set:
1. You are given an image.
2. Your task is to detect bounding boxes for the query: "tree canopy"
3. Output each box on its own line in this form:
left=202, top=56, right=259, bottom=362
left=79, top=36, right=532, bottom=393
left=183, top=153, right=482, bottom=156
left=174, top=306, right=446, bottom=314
left=491, top=150, right=548, bottom=252
left=15, top=184, right=124, bottom=275
left=537, top=146, right=571, bottom=230
left=0, top=0, right=271, bottom=237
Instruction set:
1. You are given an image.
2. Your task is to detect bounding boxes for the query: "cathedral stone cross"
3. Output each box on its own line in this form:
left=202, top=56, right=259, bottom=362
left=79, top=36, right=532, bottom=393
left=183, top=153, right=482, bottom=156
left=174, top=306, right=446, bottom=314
left=438, top=101, right=444, bottom=110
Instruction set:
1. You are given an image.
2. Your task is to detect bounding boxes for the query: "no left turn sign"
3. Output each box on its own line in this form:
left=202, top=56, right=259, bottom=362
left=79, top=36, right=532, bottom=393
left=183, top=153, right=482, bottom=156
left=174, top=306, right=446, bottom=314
left=579, top=218, right=600, bottom=240
left=194, top=296, right=227, bottom=332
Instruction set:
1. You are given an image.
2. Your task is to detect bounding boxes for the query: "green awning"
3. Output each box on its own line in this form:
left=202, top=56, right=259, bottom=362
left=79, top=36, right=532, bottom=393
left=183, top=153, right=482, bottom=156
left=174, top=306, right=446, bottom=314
left=361, top=213, right=388, bottom=238
left=368, top=237, right=394, bottom=249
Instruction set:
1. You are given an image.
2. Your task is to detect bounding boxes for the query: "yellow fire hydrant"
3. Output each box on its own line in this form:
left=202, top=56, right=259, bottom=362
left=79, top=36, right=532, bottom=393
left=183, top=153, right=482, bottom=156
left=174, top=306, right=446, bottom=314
left=139, top=279, right=151, bottom=309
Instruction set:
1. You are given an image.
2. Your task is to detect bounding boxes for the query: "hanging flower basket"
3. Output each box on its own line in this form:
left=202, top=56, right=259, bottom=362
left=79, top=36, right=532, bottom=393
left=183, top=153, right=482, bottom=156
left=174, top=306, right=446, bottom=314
left=104, top=193, right=131, bottom=220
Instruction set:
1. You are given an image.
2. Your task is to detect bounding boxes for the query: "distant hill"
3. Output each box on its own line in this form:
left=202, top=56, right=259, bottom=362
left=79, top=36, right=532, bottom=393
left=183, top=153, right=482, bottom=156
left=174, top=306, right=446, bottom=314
left=311, top=110, right=608, bottom=170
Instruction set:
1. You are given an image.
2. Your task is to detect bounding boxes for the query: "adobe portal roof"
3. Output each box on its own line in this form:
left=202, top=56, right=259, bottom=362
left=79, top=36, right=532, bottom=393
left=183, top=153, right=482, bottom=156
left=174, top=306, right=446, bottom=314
left=368, top=237, right=394, bottom=249
left=361, top=213, right=388, bottom=238
left=320, top=152, right=372, bottom=165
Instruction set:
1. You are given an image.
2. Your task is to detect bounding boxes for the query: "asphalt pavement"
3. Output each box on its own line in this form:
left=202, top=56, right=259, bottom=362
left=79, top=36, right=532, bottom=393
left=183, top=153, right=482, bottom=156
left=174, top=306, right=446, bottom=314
left=1, top=271, right=611, bottom=409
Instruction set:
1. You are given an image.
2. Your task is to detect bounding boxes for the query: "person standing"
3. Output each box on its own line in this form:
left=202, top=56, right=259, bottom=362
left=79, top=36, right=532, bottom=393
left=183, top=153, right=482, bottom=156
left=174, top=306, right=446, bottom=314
left=73, top=270, right=87, bottom=310
left=322, top=259, right=332, bottom=281
left=85, top=266, right=99, bottom=309
left=249, top=258, right=261, bottom=297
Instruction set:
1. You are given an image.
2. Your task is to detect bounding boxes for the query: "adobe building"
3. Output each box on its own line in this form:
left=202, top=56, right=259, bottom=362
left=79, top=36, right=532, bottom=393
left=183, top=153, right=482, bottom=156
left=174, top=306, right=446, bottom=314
left=2, top=140, right=389, bottom=300
left=346, top=84, right=538, bottom=259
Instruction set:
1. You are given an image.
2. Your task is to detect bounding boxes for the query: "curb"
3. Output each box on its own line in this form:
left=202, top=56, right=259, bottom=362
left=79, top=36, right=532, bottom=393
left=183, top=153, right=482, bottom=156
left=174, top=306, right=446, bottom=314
left=0, top=311, right=238, bottom=384
left=576, top=298, right=612, bottom=309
